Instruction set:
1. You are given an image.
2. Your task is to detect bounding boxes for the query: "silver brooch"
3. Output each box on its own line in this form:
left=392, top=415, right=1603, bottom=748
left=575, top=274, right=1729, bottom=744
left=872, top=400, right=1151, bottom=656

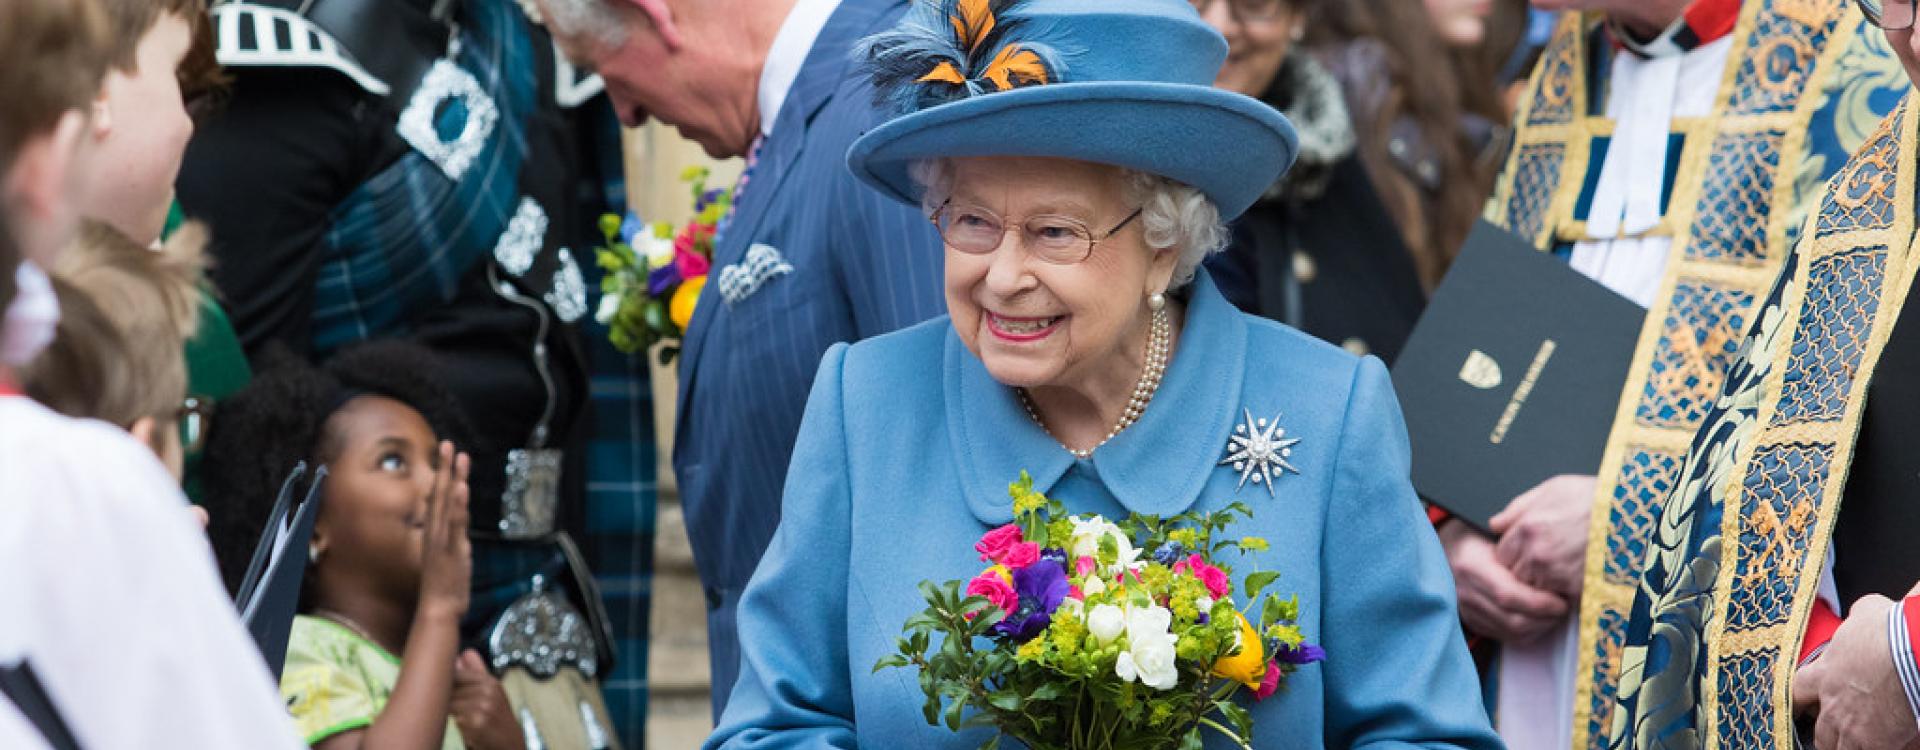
left=1220, top=408, right=1301, bottom=497
left=545, top=248, right=588, bottom=323
left=493, top=197, right=548, bottom=277
left=396, top=59, right=498, bottom=181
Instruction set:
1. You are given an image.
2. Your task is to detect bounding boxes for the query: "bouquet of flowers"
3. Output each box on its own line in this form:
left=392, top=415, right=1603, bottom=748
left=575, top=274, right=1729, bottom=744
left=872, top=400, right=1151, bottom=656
left=876, top=473, right=1324, bottom=750
left=592, top=166, right=731, bottom=363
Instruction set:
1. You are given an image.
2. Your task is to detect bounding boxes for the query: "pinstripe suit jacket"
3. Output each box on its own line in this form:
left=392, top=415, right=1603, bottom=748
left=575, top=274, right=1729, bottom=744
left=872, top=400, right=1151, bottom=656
left=672, top=0, right=947, bottom=712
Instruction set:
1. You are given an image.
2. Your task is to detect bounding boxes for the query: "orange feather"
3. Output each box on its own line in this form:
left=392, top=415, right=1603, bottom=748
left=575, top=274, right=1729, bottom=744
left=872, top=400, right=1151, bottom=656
left=918, top=61, right=968, bottom=85
left=981, top=44, right=1049, bottom=91
left=949, top=0, right=998, bottom=53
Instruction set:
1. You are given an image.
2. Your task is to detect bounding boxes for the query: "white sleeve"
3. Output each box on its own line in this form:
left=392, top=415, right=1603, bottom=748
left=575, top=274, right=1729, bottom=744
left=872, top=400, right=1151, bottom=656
left=0, top=404, right=303, bottom=749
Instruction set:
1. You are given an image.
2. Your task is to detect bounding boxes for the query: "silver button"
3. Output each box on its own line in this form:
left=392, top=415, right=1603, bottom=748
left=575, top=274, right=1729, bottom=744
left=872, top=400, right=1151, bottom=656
left=1292, top=252, right=1318, bottom=284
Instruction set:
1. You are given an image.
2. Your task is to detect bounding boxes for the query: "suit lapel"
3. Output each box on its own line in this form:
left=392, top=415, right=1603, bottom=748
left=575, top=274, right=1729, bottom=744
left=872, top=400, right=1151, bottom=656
left=675, top=0, right=902, bottom=452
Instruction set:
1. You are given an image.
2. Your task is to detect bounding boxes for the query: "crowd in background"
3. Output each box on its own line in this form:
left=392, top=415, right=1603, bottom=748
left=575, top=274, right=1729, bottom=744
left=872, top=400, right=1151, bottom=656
left=26, top=0, right=1920, bottom=748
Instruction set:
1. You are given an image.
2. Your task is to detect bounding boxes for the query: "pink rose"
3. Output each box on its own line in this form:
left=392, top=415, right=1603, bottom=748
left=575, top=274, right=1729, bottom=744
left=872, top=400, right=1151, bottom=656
left=1075, top=556, right=1097, bottom=577
left=1253, top=660, right=1282, bottom=701
left=675, top=243, right=711, bottom=278
left=975, top=524, right=1022, bottom=562
left=1000, top=542, right=1041, bottom=569
left=965, top=571, right=1018, bottom=617
left=1176, top=554, right=1231, bottom=599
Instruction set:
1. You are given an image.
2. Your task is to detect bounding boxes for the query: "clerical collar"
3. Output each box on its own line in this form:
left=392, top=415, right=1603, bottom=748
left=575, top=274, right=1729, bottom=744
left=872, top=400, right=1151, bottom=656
left=1608, top=0, right=1742, bottom=59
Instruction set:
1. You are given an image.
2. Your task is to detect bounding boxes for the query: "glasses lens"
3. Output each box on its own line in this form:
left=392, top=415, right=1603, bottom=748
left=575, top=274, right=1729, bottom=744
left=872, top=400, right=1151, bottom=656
left=939, top=205, right=1005, bottom=253
left=179, top=397, right=206, bottom=454
left=1232, top=0, right=1285, bottom=21
left=1025, top=217, right=1095, bottom=263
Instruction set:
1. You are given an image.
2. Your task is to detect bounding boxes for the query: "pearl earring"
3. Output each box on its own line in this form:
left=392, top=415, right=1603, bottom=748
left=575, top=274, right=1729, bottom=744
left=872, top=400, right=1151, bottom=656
left=309, top=542, right=323, bottom=562
left=1148, top=292, right=1167, bottom=312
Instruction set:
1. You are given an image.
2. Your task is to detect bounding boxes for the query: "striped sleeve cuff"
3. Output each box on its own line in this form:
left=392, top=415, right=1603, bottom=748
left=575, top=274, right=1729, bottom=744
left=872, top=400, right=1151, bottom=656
left=1887, top=596, right=1920, bottom=728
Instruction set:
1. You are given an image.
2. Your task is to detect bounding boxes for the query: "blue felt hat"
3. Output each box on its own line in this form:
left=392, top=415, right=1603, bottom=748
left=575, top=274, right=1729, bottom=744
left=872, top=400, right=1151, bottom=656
left=846, top=0, right=1298, bottom=221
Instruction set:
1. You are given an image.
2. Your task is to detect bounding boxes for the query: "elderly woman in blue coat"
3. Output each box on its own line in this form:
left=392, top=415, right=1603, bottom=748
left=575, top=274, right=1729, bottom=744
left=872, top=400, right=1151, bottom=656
left=705, top=1, right=1500, bottom=747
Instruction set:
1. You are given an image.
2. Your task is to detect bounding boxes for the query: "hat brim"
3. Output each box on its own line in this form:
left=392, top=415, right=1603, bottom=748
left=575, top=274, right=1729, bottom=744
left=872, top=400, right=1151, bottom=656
left=847, top=81, right=1298, bottom=221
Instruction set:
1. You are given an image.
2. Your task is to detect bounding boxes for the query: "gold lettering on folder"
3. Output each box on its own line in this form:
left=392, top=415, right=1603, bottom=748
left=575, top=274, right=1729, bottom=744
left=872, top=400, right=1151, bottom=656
left=1489, top=339, right=1556, bottom=445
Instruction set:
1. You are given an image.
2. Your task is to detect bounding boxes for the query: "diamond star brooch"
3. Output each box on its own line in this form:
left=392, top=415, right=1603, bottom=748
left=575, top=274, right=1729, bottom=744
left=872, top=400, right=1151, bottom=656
left=1220, top=408, right=1301, bottom=497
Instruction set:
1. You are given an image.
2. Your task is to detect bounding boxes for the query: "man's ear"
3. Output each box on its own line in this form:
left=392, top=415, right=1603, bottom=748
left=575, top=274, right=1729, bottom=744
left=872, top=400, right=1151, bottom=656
left=620, top=0, right=683, bottom=51
left=4, top=110, right=88, bottom=225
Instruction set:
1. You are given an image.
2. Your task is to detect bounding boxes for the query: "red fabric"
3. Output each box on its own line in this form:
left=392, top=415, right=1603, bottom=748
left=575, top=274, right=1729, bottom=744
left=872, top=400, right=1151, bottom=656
left=1427, top=503, right=1452, bottom=527
left=1683, top=0, right=1743, bottom=45
left=1801, top=598, right=1842, bottom=664
left=1903, top=596, right=1920, bottom=673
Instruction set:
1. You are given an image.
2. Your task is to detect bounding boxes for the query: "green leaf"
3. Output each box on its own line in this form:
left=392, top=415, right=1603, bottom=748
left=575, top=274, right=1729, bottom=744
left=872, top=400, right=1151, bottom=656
left=1028, top=682, right=1065, bottom=702
left=943, top=692, right=968, bottom=731
left=1215, top=699, right=1253, bottom=739
left=1242, top=571, right=1280, bottom=602
left=987, top=690, right=1023, bottom=711
left=871, top=655, right=909, bottom=673
left=976, top=735, right=1002, bottom=750
left=1262, top=592, right=1289, bottom=627
left=1178, top=728, right=1205, bottom=750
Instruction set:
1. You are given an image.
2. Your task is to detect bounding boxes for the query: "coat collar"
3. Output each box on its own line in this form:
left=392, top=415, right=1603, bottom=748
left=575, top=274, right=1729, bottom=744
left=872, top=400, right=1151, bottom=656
left=948, top=272, right=1248, bottom=525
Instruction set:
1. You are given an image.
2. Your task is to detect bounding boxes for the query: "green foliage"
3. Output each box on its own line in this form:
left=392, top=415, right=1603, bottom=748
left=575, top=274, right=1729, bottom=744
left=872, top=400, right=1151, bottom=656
left=875, top=478, right=1320, bottom=749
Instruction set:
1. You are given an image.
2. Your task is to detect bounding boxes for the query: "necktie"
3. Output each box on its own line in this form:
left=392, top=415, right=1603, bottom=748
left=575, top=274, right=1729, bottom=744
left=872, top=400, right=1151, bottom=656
left=715, top=134, right=767, bottom=248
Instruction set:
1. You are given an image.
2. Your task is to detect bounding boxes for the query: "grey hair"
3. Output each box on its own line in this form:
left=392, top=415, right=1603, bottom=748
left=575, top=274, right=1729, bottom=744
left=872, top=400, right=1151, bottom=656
left=910, top=158, right=1228, bottom=287
left=532, top=0, right=630, bottom=55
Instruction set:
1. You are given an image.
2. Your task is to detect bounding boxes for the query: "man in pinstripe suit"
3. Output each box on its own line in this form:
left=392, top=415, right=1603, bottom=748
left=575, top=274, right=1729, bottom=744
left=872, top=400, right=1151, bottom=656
left=540, top=0, right=947, bottom=716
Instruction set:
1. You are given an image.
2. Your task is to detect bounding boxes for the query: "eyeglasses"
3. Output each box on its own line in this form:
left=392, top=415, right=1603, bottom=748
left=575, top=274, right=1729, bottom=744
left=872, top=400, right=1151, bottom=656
left=930, top=200, right=1143, bottom=264
left=1859, top=0, right=1917, bottom=29
left=178, top=396, right=209, bottom=455
left=1188, top=0, right=1289, bottom=23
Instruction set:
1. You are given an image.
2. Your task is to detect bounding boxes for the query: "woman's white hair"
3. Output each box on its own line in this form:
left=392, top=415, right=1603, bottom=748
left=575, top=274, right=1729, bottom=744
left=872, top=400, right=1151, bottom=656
left=910, top=158, right=1228, bottom=287
left=532, top=0, right=630, bottom=55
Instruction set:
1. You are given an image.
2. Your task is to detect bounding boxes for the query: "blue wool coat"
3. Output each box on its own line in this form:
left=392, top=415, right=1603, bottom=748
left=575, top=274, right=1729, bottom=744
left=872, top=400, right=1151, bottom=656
left=705, top=273, right=1502, bottom=749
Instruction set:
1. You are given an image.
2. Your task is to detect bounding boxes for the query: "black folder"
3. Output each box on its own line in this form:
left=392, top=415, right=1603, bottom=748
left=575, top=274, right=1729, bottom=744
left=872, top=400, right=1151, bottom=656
left=235, top=464, right=328, bottom=680
left=0, top=660, right=80, bottom=750
left=1390, top=221, right=1645, bottom=532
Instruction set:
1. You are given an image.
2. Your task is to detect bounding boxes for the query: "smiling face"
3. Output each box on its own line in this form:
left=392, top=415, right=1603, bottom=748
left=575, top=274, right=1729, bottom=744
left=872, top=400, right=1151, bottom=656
left=310, top=395, right=442, bottom=603
left=942, top=157, right=1180, bottom=392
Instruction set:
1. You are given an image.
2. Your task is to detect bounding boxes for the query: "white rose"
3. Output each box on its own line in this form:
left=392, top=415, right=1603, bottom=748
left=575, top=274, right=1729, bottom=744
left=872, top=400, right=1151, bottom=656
left=1083, top=575, right=1107, bottom=597
left=641, top=234, right=676, bottom=270
left=1196, top=596, right=1214, bottom=614
left=1087, top=604, right=1125, bottom=645
left=594, top=293, right=621, bottom=325
left=1114, top=605, right=1180, bottom=691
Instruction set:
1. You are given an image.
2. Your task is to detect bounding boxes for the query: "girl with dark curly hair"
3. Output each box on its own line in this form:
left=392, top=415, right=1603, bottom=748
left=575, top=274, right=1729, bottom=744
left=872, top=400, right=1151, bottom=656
left=202, top=340, right=527, bottom=750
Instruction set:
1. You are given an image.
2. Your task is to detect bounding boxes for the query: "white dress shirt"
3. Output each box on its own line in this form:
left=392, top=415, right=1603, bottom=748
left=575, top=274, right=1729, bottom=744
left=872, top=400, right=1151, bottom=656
left=757, top=0, right=843, bottom=137
left=0, top=396, right=302, bottom=749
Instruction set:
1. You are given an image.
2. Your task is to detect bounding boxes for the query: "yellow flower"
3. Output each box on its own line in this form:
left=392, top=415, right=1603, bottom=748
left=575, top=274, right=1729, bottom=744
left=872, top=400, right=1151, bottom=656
left=985, top=564, right=1013, bottom=586
left=1211, top=611, right=1266, bottom=689
left=669, top=276, right=707, bottom=330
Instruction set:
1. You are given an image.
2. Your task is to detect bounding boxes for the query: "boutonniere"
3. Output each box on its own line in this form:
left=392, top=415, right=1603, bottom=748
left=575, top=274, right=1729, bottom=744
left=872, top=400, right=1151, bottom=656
left=592, top=167, right=731, bottom=364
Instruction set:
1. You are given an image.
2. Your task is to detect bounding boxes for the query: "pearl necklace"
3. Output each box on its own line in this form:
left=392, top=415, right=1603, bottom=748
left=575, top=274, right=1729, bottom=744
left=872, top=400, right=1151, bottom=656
left=1018, top=305, right=1171, bottom=459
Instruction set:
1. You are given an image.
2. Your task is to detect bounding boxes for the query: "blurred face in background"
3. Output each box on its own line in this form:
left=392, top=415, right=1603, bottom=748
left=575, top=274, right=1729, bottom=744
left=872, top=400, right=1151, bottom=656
left=1192, top=0, right=1305, bottom=98
left=1425, top=0, right=1492, bottom=46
